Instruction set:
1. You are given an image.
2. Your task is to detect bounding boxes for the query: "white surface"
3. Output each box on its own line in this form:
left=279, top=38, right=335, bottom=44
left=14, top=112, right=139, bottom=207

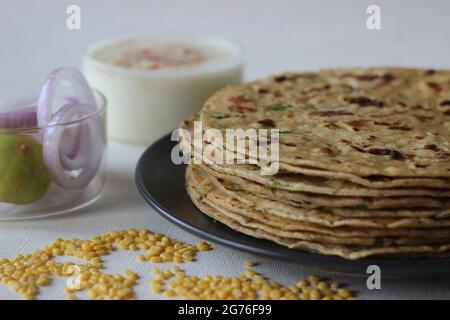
left=1, top=0, right=450, bottom=299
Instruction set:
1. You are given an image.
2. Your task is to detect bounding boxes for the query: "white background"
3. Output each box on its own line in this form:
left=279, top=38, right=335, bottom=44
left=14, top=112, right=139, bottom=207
left=0, top=0, right=449, bottom=299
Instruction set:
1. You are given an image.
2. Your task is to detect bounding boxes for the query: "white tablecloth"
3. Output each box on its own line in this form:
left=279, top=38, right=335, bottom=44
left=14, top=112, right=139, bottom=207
left=0, top=142, right=449, bottom=300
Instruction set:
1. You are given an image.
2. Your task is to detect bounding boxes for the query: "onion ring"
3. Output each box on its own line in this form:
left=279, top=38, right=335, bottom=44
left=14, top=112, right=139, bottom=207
left=43, top=103, right=103, bottom=190
left=37, top=67, right=96, bottom=127
left=0, top=106, right=37, bottom=129
left=38, top=67, right=97, bottom=170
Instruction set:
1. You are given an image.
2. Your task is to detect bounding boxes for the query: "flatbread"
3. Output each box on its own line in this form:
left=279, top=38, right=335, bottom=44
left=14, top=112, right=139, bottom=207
left=200, top=68, right=450, bottom=178
left=205, top=168, right=450, bottom=224
left=180, top=67, right=450, bottom=260
left=209, top=171, right=450, bottom=217
left=186, top=165, right=450, bottom=259
left=181, top=112, right=450, bottom=189
left=180, top=114, right=450, bottom=203
left=202, top=162, right=450, bottom=197
left=188, top=166, right=450, bottom=238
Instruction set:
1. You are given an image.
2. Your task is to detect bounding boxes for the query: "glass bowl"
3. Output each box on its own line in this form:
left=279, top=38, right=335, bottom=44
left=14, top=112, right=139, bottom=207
left=0, top=90, right=106, bottom=220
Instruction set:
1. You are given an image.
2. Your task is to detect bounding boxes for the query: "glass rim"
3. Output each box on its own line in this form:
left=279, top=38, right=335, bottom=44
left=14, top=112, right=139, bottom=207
left=0, top=88, right=106, bottom=134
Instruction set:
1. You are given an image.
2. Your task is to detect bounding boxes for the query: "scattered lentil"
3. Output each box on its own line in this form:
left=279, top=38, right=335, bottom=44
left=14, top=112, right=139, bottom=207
left=243, top=260, right=255, bottom=268
left=0, top=228, right=355, bottom=300
left=148, top=262, right=355, bottom=300
left=0, top=228, right=210, bottom=300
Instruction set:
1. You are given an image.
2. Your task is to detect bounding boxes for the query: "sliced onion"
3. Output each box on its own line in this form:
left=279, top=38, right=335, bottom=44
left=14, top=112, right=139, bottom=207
left=38, top=67, right=96, bottom=170
left=56, top=95, right=89, bottom=170
left=0, top=68, right=103, bottom=197
left=43, top=103, right=103, bottom=190
left=60, top=121, right=94, bottom=170
left=0, top=106, right=37, bottom=129
left=37, top=67, right=96, bottom=127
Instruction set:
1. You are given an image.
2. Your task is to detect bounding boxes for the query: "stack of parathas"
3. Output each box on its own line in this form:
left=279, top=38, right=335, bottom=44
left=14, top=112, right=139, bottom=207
left=180, top=67, right=450, bottom=260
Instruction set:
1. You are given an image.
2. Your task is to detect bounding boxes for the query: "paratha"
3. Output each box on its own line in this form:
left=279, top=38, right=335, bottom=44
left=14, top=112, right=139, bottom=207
left=181, top=67, right=450, bottom=260
left=204, top=168, right=450, bottom=223
left=181, top=112, right=450, bottom=189
left=202, top=162, right=450, bottom=197
left=208, top=170, right=450, bottom=215
left=188, top=165, right=450, bottom=238
left=200, top=68, right=450, bottom=178
left=186, top=165, right=450, bottom=259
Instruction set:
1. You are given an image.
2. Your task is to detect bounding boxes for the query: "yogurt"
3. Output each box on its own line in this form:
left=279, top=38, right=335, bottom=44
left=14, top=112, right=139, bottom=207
left=82, top=36, right=244, bottom=145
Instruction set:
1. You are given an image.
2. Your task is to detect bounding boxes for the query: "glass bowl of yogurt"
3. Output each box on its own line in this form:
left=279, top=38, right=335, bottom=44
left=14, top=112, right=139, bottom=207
left=0, top=67, right=106, bottom=220
left=82, top=35, right=244, bottom=145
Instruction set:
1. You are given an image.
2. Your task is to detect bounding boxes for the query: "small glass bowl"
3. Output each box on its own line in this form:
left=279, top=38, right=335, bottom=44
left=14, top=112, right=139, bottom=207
left=0, top=90, right=106, bottom=220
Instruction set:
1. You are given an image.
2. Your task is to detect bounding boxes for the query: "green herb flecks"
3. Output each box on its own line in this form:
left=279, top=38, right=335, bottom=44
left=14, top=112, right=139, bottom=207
left=269, top=180, right=292, bottom=189
left=354, top=204, right=368, bottom=210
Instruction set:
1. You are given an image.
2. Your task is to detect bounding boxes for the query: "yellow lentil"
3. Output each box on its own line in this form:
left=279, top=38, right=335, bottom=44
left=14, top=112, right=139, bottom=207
left=0, top=228, right=213, bottom=300
left=318, top=281, right=330, bottom=290
left=243, top=260, right=255, bottom=268
left=338, top=289, right=353, bottom=299
left=163, top=289, right=176, bottom=297
left=0, top=228, right=355, bottom=301
left=310, top=289, right=322, bottom=300
left=309, top=275, right=322, bottom=286
left=245, top=270, right=256, bottom=277
left=296, top=278, right=309, bottom=288
left=331, top=282, right=340, bottom=289
left=148, top=265, right=354, bottom=301
left=197, top=241, right=212, bottom=252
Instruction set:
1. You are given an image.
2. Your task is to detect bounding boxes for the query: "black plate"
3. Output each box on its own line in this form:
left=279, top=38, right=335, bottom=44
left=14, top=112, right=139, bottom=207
left=136, top=133, right=450, bottom=276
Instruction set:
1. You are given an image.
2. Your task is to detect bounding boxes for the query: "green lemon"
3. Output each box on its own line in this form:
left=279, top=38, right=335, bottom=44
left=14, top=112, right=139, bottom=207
left=0, top=135, right=51, bottom=204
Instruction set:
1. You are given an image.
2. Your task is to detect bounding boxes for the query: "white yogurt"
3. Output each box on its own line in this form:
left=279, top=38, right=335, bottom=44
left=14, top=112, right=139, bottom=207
left=82, top=36, right=244, bottom=145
